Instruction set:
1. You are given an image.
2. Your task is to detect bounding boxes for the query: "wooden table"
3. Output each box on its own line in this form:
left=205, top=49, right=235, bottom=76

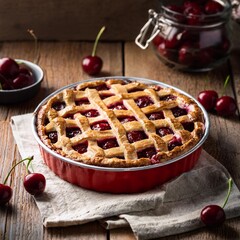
left=1, top=24, right=240, bottom=239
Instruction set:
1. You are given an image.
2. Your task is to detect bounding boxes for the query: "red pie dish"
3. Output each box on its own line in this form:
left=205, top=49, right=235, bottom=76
left=32, top=77, right=209, bottom=193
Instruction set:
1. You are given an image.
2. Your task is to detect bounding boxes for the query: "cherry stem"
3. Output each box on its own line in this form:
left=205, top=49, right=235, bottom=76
left=222, top=75, right=230, bottom=96
left=27, top=29, right=40, bottom=64
left=92, top=26, right=105, bottom=57
left=3, top=156, right=34, bottom=185
left=222, top=178, right=233, bottom=209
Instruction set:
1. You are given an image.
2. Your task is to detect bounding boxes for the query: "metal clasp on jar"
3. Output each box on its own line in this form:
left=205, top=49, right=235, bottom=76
left=135, top=9, right=172, bottom=49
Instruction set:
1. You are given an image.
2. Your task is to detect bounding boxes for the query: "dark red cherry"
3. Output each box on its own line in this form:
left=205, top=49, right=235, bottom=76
left=184, top=1, right=202, bottom=25
left=73, top=141, right=88, bottom=153
left=152, top=35, right=164, bottom=47
left=0, top=57, right=19, bottom=77
left=201, top=205, right=226, bottom=227
left=165, top=33, right=181, bottom=49
left=215, top=96, right=237, bottom=116
left=12, top=73, right=34, bottom=89
left=182, top=122, right=195, bottom=132
left=81, top=109, right=99, bottom=117
left=118, top=116, right=136, bottom=123
left=178, top=42, right=197, bottom=65
left=127, top=131, right=147, bottom=143
left=0, top=184, right=13, bottom=205
left=47, top=131, right=58, bottom=143
left=168, top=137, right=182, bottom=150
left=137, top=147, right=157, bottom=159
left=100, top=93, right=114, bottom=99
left=204, top=0, right=223, bottom=14
left=147, top=111, right=164, bottom=120
left=19, top=67, right=32, bottom=76
left=172, top=107, right=188, bottom=117
left=165, top=5, right=185, bottom=22
left=108, top=101, right=127, bottom=110
left=157, top=42, right=175, bottom=61
left=75, top=98, right=90, bottom=105
left=135, top=96, right=154, bottom=108
left=91, top=121, right=111, bottom=131
left=157, top=127, right=173, bottom=137
left=82, top=56, right=103, bottom=76
left=95, top=83, right=109, bottom=91
left=23, top=173, right=46, bottom=196
left=197, top=90, right=218, bottom=111
left=66, top=127, right=81, bottom=138
left=52, top=102, right=66, bottom=111
left=98, top=138, right=119, bottom=149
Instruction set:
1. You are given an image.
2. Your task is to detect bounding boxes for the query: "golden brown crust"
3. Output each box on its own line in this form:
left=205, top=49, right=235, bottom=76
left=37, top=79, right=205, bottom=168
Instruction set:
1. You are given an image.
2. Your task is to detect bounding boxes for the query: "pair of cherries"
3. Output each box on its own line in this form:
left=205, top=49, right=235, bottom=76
left=0, top=156, right=46, bottom=206
left=198, top=90, right=237, bottom=117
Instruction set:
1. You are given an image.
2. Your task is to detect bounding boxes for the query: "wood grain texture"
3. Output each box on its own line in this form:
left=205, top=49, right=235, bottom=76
left=0, top=0, right=158, bottom=41
left=0, top=41, right=122, bottom=240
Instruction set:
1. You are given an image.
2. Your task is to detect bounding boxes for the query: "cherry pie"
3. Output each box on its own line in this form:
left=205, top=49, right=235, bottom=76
left=37, top=79, right=205, bottom=167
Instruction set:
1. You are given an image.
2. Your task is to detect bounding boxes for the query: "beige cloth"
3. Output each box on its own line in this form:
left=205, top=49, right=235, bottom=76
left=11, top=113, right=240, bottom=240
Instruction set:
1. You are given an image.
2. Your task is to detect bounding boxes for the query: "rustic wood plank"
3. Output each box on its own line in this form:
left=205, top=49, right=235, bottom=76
left=109, top=40, right=240, bottom=239
left=0, top=0, right=158, bottom=41
left=0, top=41, right=122, bottom=240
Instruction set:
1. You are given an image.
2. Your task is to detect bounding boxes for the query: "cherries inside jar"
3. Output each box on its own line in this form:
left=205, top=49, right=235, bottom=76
left=136, top=0, right=232, bottom=72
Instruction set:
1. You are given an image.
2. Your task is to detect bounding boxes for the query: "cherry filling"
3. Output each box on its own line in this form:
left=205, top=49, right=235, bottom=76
left=64, top=113, right=74, bottom=119
left=135, top=96, right=154, bottom=108
left=91, top=121, right=111, bottom=131
left=100, top=93, right=114, bottom=100
left=128, top=88, right=143, bottom=93
left=127, top=131, right=147, bottom=143
left=73, top=141, right=88, bottom=154
left=137, top=147, right=157, bottom=159
left=66, top=127, right=81, bottom=138
left=98, top=138, right=119, bottom=149
left=147, top=111, right=164, bottom=120
left=52, top=102, right=66, bottom=111
left=81, top=109, right=99, bottom=117
left=75, top=98, right=90, bottom=106
left=182, top=122, right=194, bottom=132
left=47, top=131, right=58, bottom=143
left=95, top=83, right=109, bottom=91
left=118, top=116, right=136, bottom=124
left=108, top=101, right=127, bottom=110
left=159, top=95, right=176, bottom=101
left=157, top=127, right=173, bottom=137
left=168, top=137, right=182, bottom=151
left=44, top=118, right=50, bottom=126
left=171, top=107, right=188, bottom=117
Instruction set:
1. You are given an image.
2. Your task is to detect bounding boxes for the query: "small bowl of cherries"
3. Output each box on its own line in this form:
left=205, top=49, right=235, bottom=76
left=0, top=57, right=43, bottom=104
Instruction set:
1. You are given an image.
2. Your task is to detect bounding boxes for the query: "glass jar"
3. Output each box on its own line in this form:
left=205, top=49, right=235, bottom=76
left=135, top=0, right=233, bottom=72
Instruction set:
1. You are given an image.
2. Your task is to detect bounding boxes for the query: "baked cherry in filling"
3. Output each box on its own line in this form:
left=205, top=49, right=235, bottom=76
left=98, top=138, right=119, bottom=149
left=171, top=106, right=188, bottom=117
left=127, top=131, right=147, bottom=143
left=91, top=121, right=111, bottom=131
left=81, top=109, right=99, bottom=117
left=95, top=83, right=109, bottom=91
left=108, top=101, right=127, bottom=110
left=135, top=96, right=154, bottom=108
left=147, top=111, right=164, bottom=120
left=66, top=127, right=81, bottom=138
left=118, top=116, right=136, bottom=124
left=159, top=95, right=176, bottom=101
left=157, top=127, right=173, bottom=137
left=100, top=93, right=114, bottom=99
left=75, top=98, right=90, bottom=105
left=73, top=141, right=88, bottom=153
left=52, top=102, right=66, bottom=111
left=137, top=147, right=157, bottom=159
left=47, top=131, right=58, bottom=143
left=168, top=137, right=182, bottom=151
left=182, top=122, right=194, bottom=132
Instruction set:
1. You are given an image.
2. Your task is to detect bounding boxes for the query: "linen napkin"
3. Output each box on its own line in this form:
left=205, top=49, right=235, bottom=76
left=11, top=113, right=240, bottom=240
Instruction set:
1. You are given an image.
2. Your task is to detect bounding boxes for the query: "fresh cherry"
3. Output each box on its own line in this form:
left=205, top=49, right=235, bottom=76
left=0, top=57, right=19, bottom=77
left=197, top=90, right=218, bottom=111
left=12, top=73, right=34, bottom=89
left=82, top=26, right=105, bottom=75
left=200, top=178, right=232, bottom=227
left=204, top=0, right=223, bottom=14
left=24, top=173, right=46, bottom=196
left=215, top=96, right=237, bottom=116
left=0, top=184, right=13, bottom=205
